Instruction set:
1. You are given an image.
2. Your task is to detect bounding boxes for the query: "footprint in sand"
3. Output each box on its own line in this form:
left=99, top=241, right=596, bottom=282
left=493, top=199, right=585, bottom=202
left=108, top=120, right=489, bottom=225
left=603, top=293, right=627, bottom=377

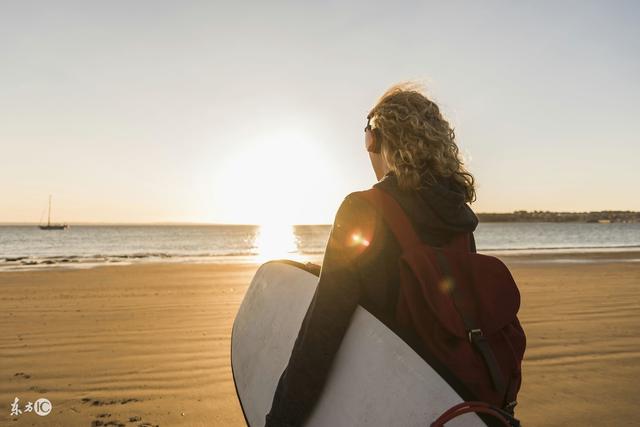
left=81, top=397, right=141, bottom=406
left=13, top=372, right=31, bottom=379
left=91, top=421, right=126, bottom=427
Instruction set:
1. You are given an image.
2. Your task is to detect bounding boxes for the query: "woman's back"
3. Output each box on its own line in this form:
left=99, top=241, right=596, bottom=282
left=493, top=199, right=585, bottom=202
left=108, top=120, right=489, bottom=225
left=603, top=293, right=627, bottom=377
left=344, top=171, right=478, bottom=339
left=264, top=83, right=520, bottom=427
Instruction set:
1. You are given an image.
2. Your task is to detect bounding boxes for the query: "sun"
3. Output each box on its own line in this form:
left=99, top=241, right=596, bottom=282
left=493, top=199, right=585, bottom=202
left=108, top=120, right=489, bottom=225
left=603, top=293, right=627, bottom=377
left=214, top=127, right=335, bottom=226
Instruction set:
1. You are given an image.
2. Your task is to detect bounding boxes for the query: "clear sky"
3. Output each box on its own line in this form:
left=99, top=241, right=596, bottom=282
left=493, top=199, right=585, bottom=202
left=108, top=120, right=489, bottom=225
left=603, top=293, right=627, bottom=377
left=1, top=1, right=638, bottom=225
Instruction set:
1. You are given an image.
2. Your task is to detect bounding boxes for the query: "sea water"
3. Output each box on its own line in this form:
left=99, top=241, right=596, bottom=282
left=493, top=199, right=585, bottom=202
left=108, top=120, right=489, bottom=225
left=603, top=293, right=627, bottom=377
left=0, top=223, right=639, bottom=270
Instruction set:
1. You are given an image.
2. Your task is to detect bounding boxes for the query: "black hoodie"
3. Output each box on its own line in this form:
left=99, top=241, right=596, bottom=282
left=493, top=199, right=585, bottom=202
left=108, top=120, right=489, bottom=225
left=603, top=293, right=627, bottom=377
left=375, top=170, right=478, bottom=246
left=265, top=171, right=480, bottom=427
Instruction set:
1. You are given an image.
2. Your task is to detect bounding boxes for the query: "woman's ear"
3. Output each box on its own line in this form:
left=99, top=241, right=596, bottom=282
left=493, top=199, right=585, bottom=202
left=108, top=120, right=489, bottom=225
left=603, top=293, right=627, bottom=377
left=369, top=150, right=388, bottom=180
left=366, top=129, right=381, bottom=153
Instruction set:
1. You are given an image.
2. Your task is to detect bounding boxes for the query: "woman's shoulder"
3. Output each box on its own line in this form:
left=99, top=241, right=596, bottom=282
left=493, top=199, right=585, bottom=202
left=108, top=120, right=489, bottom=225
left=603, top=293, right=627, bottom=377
left=330, top=190, right=382, bottom=245
left=327, top=190, right=391, bottom=268
left=336, top=190, right=379, bottom=222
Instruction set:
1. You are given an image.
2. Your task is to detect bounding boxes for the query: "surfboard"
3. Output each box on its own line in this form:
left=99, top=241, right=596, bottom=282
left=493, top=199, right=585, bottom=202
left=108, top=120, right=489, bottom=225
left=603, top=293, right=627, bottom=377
left=231, top=260, right=485, bottom=427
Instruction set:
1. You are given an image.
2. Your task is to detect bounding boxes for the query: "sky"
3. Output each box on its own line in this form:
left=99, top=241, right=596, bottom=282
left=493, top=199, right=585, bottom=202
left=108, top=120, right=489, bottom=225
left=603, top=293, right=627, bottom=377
left=1, top=1, right=639, bottom=225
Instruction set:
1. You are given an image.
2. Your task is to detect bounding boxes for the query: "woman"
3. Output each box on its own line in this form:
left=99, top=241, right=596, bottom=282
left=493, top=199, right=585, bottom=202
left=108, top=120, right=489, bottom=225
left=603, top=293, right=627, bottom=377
left=265, top=82, right=482, bottom=426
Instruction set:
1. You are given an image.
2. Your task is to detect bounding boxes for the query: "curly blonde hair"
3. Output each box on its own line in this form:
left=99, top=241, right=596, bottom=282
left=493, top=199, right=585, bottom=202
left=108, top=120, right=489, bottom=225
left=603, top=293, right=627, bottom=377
left=368, top=82, right=476, bottom=203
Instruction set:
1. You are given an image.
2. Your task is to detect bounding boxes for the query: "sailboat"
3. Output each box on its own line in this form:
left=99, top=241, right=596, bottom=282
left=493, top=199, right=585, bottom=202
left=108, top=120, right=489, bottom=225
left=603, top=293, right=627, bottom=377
left=39, top=195, right=68, bottom=230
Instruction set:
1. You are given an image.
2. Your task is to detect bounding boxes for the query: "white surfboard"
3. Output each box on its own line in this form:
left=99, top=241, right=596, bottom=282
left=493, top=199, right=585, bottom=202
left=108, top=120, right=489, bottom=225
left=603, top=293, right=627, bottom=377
left=232, top=260, right=485, bottom=427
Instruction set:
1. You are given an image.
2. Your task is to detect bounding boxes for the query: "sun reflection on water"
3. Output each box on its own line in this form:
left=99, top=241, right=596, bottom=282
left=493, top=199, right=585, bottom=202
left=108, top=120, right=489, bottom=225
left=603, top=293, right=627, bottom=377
left=254, top=222, right=300, bottom=262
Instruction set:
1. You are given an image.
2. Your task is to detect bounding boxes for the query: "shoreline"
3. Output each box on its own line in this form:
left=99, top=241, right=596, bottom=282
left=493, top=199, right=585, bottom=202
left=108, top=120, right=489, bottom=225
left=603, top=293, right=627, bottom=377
left=1, top=249, right=640, bottom=273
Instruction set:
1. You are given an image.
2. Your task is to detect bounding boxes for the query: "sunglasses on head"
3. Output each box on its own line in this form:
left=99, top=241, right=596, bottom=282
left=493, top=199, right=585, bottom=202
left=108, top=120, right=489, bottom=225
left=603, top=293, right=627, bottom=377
left=364, top=115, right=381, bottom=154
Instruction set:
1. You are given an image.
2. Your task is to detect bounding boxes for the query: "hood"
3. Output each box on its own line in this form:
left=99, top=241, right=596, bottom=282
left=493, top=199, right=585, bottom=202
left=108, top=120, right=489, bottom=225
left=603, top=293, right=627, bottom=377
left=373, top=171, right=478, bottom=244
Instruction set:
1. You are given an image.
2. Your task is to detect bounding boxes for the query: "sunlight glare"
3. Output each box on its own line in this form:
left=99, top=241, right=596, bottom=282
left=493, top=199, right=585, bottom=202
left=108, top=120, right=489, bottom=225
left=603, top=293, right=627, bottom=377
left=254, top=222, right=299, bottom=262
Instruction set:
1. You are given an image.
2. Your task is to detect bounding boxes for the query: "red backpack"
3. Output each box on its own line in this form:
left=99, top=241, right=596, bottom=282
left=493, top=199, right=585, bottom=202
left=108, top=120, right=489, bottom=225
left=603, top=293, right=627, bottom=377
left=358, top=187, right=526, bottom=426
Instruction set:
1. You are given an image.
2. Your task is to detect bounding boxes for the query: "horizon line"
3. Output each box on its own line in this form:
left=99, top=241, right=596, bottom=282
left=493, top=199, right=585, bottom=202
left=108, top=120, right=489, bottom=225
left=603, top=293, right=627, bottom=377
left=2, top=209, right=639, bottom=227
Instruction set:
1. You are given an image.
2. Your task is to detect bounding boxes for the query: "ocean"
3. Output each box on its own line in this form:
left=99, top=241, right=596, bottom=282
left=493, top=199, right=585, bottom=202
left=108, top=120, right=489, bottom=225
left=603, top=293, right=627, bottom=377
left=1, top=223, right=639, bottom=271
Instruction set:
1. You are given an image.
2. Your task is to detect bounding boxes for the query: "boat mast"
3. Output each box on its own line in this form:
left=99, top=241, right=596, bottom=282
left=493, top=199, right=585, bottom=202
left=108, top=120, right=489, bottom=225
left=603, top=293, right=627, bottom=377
left=48, top=195, right=52, bottom=227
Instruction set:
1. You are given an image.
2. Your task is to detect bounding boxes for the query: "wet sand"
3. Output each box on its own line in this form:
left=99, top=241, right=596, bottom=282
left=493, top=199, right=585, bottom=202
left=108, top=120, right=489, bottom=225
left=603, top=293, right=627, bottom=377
left=1, top=253, right=639, bottom=426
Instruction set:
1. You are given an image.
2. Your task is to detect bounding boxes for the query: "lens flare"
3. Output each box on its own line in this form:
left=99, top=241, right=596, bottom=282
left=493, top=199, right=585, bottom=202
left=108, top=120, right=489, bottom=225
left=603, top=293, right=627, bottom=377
left=438, top=277, right=454, bottom=294
left=351, top=232, right=370, bottom=247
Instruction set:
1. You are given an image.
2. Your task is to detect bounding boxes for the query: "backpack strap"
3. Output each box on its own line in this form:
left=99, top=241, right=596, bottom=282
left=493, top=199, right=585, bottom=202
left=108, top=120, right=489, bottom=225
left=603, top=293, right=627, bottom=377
left=356, top=187, right=422, bottom=252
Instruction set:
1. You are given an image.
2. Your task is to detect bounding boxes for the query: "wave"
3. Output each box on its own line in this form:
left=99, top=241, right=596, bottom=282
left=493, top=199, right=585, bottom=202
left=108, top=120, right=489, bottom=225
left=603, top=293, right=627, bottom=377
left=0, top=252, right=260, bottom=271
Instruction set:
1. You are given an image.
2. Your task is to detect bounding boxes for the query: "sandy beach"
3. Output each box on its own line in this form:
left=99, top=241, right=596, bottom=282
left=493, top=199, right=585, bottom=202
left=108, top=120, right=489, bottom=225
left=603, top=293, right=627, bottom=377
left=1, top=253, right=639, bottom=426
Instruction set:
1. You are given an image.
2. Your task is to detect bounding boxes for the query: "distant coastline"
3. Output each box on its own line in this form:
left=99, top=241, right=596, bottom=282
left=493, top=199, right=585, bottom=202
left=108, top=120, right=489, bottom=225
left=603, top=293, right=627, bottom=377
left=476, top=211, right=640, bottom=223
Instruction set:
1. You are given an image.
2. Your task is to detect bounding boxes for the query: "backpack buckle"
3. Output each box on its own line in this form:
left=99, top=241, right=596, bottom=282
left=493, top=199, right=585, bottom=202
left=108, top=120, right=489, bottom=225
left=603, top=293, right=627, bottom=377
left=468, top=328, right=483, bottom=343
